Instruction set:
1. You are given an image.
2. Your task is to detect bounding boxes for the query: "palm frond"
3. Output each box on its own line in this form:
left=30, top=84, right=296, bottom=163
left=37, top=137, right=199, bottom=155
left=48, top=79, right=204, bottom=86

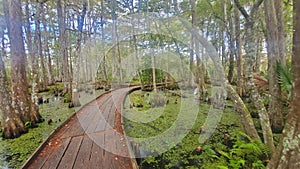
left=276, top=62, right=292, bottom=96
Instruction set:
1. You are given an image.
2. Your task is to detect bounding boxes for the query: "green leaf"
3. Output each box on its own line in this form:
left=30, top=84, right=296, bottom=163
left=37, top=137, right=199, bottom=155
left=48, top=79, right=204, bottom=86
left=277, top=62, right=292, bottom=96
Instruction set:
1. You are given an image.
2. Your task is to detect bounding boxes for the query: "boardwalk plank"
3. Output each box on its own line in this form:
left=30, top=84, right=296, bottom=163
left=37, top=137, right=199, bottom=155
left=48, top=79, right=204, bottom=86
left=72, top=136, right=93, bottom=169
left=57, top=136, right=83, bottom=169
left=86, top=97, right=112, bottom=134
left=88, top=134, right=105, bottom=169
left=41, top=137, right=71, bottom=169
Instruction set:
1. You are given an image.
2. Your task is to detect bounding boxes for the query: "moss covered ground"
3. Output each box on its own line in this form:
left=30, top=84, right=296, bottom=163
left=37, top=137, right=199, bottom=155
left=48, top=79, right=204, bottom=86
left=123, top=89, right=269, bottom=169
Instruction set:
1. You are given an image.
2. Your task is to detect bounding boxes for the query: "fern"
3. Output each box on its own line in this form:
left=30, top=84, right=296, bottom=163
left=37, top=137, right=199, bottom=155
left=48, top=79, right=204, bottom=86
left=277, top=62, right=292, bottom=98
left=217, top=132, right=269, bottom=169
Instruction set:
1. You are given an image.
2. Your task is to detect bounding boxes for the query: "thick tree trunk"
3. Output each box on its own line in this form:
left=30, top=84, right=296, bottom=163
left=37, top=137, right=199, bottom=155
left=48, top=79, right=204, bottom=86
left=268, top=1, right=300, bottom=167
left=0, top=24, right=26, bottom=139
left=264, top=0, right=284, bottom=133
left=8, top=0, right=41, bottom=124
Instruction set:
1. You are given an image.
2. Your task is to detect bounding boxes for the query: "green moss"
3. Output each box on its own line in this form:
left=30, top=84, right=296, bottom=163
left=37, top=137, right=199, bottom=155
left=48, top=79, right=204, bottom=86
left=123, top=90, right=263, bottom=169
left=0, top=102, right=75, bottom=168
left=64, top=93, right=71, bottom=103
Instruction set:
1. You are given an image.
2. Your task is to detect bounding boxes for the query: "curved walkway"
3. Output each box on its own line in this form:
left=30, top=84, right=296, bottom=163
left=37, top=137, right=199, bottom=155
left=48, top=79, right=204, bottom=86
left=23, top=87, right=139, bottom=169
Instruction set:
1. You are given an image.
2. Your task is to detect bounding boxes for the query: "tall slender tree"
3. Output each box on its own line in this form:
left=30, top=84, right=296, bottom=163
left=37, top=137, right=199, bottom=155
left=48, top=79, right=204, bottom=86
left=234, top=0, right=275, bottom=156
left=57, top=0, right=70, bottom=95
left=234, top=5, right=244, bottom=96
left=264, top=0, right=284, bottom=133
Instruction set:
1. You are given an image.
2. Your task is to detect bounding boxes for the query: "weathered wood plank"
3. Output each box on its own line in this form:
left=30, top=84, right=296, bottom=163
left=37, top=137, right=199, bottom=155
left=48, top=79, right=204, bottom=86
left=41, top=137, right=71, bottom=169
left=88, top=133, right=105, bottom=169
left=57, top=136, right=83, bottom=169
left=72, top=136, right=94, bottom=169
left=86, top=97, right=112, bottom=133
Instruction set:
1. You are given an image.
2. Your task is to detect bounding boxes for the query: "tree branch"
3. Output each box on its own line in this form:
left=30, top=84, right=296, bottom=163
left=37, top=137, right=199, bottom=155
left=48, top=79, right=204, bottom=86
left=250, top=0, right=264, bottom=16
left=233, top=0, right=249, bottom=20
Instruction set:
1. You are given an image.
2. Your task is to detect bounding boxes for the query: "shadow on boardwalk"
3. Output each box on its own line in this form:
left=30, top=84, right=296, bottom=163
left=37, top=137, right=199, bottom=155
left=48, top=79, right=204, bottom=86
left=23, top=87, right=139, bottom=169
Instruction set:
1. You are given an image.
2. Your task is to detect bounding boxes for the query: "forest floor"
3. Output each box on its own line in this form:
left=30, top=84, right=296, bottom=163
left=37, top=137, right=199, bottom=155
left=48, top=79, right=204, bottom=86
left=0, top=84, right=105, bottom=169
left=123, top=89, right=274, bottom=169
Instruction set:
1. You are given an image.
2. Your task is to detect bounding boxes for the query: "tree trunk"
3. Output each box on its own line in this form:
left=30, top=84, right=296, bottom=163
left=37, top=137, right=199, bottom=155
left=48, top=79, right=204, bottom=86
left=35, top=1, right=48, bottom=90
left=72, top=1, right=87, bottom=107
left=42, top=7, right=54, bottom=85
left=25, top=0, right=40, bottom=114
left=274, top=0, right=286, bottom=65
left=234, top=6, right=244, bottom=96
left=100, top=0, right=108, bottom=83
left=264, top=0, right=284, bottom=133
left=226, top=83, right=260, bottom=139
left=228, top=2, right=235, bottom=84
left=8, top=0, right=41, bottom=124
left=189, top=0, right=196, bottom=88
left=57, top=0, right=70, bottom=95
left=268, top=1, right=300, bottom=167
left=0, top=20, right=26, bottom=139
left=234, top=0, right=275, bottom=156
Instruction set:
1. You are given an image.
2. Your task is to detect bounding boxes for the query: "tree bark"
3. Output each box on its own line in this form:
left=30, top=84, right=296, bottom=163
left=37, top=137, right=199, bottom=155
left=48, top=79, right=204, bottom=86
left=35, top=1, right=48, bottom=90
left=226, top=83, right=260, bottom=139
left=274, top=0, right=286, bottom=65
left=234, top=6, right=244, bottom=96
left=234, top=0, right=275, bottom=156
left=42, top=7, right=54, bottom=85
left=0, top=18, right=26, bottom=139
left=72, top=1, right=87, bottom=107
left=25, top=0, right=40, bottom=115
left=57, top=0, right=70, bottom=95
left=8, top=0, right=41, bottom=124
left=268, top=1, right=300, bottom=167
left=228, top=1, right=235, bottom=84
left=264, top=0, right=284, bottom=133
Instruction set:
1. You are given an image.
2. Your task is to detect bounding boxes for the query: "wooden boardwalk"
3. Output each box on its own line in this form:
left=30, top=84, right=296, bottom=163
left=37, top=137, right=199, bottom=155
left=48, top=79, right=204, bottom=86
left=23, top=87, right=139, bottom=169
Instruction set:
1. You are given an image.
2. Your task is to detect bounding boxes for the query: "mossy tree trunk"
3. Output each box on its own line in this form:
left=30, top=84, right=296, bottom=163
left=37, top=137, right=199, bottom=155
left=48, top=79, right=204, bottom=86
left=226, top=83, right=260, bottom=139
left=234, top=0, right=275, bottom=156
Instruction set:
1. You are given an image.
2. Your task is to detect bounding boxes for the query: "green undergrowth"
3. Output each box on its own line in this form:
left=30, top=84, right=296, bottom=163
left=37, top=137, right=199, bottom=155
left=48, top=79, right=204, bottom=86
left=0, top=86, right=105, bottom=169
left=0, top=102, right=75, bottom=169
left=123, top=90, right=269, bottom=169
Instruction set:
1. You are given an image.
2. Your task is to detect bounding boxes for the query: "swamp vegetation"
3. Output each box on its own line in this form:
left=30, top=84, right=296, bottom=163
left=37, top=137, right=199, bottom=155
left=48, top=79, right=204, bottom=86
left=123, top=88, right=273, bottom=169
left=1, top=0, right=300, bottom=168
